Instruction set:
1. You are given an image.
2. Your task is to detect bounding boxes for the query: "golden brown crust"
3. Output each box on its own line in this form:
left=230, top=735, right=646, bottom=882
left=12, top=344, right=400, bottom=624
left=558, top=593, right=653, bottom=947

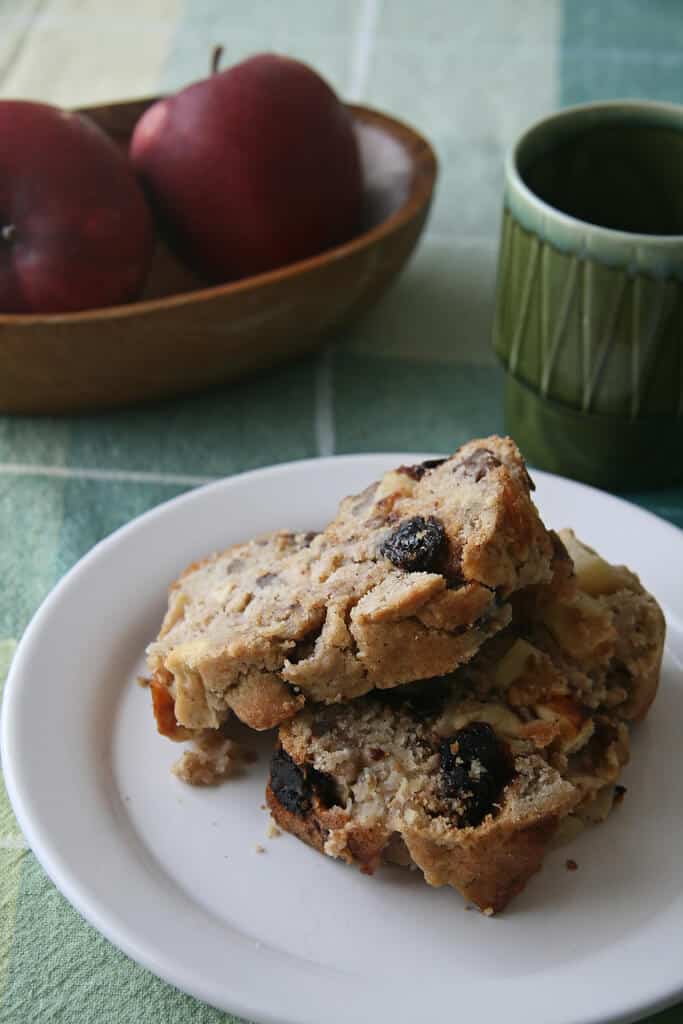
left=265, top=784, right=393, bottom=878
left=150, top=673, right=192, bottom=741
left=266, top=782, right=328, bottom=855
left=401, top=814, right=562, bottom=913
left=225, top=671, right=304, bottom=730
left=267, top=749, right=580, bottom=913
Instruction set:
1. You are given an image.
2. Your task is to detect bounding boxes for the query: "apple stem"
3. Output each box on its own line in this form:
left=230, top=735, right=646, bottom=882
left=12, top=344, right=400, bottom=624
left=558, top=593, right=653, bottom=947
left=211, top=45, right=223, bottom=75
left=1, top=224, right=16, bottom=244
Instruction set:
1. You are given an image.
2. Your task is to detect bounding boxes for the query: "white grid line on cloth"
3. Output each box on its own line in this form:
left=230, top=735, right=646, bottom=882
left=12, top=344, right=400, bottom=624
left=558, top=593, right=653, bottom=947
left=0, top=463, right=215, bottom=488
left=347, top=0, right=381, bottom=102
left=0, top=836, right=27, bottom=851
left=0, top=12, right=177, bottom=32
left=2, top=12, right=682, bottom=67
left=425, top=232, right=499, bottom=247
left=357, top=38, right=683, bottom=64
left=6, top=12, right=683, bottom=66
left=313, top=0, right=381, bottom=459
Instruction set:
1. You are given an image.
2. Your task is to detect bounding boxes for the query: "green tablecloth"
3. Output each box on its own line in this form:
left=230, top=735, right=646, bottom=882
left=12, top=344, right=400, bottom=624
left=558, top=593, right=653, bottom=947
left=1, top=1, right=682, bottom=1021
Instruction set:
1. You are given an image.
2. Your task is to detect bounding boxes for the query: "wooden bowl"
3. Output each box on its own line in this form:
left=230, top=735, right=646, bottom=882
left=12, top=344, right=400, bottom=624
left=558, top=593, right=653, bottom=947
left=0, top=98, right=437, bottom=414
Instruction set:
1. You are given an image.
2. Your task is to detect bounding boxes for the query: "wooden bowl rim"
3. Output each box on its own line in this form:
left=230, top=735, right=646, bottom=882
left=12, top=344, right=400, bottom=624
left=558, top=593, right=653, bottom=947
left=0, top=102, right=437, bottom=326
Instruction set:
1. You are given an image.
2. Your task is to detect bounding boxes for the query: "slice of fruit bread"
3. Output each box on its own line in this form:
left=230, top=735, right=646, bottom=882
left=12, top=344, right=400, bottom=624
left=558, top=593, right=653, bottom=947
left=266, top=532, right=664, bottom=911
left=147, top=436, right=554, bottom=734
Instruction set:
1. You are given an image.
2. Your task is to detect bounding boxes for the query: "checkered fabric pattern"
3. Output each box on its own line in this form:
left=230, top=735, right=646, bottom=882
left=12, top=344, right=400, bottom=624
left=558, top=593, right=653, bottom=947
left=0, top=1, right=681, bottom=1020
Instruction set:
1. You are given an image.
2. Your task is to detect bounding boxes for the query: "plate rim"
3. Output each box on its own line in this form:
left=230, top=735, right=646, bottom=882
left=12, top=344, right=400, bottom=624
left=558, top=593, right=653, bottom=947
left=2, top=452, right=683, bottom=1024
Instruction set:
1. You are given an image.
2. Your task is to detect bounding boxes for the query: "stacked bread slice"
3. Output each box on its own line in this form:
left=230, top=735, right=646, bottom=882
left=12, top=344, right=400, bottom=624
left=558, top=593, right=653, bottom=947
left=146, top=437, right=665, bottom=912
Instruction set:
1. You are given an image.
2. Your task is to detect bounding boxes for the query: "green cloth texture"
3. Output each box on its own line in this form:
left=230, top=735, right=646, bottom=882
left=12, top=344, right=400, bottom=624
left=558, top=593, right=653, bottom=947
left=1, top=1, right=682, bottom=1022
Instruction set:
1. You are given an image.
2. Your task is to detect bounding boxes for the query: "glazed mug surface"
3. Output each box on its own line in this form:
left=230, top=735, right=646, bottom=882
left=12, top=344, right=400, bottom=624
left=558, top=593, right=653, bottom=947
left=494, top=100, right=683, bottom=489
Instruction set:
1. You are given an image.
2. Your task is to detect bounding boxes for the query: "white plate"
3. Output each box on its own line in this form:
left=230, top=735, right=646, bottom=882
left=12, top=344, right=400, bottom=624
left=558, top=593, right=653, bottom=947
left=2, top=455, right=683, bottom=1024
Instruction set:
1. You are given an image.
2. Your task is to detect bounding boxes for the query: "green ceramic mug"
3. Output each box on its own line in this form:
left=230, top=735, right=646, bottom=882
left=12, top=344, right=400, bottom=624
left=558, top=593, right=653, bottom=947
left=493, top=100, right=683, bottom=489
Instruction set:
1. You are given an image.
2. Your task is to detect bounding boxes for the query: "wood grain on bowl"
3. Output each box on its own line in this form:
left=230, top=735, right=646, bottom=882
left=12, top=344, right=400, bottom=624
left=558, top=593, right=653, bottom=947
left=0, top=98, right=437, bottom=414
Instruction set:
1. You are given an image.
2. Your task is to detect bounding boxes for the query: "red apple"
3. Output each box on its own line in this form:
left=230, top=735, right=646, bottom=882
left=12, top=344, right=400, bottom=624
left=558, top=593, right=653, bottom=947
left=0, top=101, right=153, bottom=314
left=130, top=53, right=363, bottom=281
